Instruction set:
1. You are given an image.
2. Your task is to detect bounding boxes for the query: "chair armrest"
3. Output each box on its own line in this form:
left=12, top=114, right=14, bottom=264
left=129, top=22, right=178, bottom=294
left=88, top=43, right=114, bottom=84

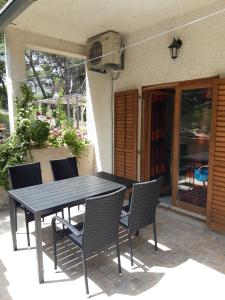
left=51, top=215, right=82, bottom=237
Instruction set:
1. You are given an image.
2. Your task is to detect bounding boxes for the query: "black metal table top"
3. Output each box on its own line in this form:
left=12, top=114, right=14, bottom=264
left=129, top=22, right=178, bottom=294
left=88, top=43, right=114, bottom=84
left=95, top=172, right=137, bottom=189
left=8, top=175, right=124, bottom=214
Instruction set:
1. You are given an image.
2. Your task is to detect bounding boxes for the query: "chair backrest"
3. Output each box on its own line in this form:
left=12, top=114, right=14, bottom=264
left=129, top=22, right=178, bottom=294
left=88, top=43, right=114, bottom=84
left=82, top=187, right=126, bottom=256
left=8, top=162, right=43, bottom=189
left=50, top=157, right=78, bottom=181
left=128, top=177, right=163, bottom=234
left=67, top=156, right=79, bottom=177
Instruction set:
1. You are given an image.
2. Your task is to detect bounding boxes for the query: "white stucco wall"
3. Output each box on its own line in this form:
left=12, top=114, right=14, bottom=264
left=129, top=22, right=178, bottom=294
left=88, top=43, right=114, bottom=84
left=87, top=4, right=225, bottom=175
left=86, top=71, right=113, bottom=172
left=5, top=28, right=26, bottom=132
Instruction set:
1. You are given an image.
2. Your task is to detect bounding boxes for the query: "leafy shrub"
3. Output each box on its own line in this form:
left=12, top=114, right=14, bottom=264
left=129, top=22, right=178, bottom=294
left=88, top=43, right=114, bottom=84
left=30, top=120, right=50, bottom=148
left=0, top=135, right=27, bottom=189
left=0, top=84, right=34, bottom=189
left=15, top=84, right=34, bottom=148
left=63, top=127, right=85, bottom=157
left=0, top=110, right=9, bottom=129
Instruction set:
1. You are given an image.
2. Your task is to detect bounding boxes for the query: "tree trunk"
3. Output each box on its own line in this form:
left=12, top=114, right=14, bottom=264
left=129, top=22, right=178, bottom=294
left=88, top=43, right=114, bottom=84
left=25, top=52, right=47, bottom=99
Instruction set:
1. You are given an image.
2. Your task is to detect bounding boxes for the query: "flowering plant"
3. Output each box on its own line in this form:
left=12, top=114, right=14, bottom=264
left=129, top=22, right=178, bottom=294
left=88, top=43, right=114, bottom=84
left=34, top=106, right=87, bottom=154
left=48, top=127, right=64, bottom=147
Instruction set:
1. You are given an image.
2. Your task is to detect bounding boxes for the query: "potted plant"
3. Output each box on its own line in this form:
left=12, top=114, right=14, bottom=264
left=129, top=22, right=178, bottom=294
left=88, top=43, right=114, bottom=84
left=63, top=127, right=85, bottom=157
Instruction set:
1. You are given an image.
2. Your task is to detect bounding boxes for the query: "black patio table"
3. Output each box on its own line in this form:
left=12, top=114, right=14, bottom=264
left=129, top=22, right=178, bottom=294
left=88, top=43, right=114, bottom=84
left=95, top=171, right=137, bottom=189
left=8, top=174, right=125, bottom=284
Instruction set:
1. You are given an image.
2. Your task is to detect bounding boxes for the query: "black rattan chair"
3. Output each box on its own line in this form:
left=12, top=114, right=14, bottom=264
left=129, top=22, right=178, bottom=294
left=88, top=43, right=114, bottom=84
left=120, top=177, right=163, bottom=266
left=8, top=162, right=63, bottom=248
left=50, top=157, right=79, bottom=181
left=50, top=157, right=79, bottom=219
left=52, top=187, right=126, bottom=296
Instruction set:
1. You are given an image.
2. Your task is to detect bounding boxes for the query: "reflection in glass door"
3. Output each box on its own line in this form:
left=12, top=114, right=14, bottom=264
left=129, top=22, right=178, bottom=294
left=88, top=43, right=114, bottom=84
left=178, top=88, right=212, bottom=208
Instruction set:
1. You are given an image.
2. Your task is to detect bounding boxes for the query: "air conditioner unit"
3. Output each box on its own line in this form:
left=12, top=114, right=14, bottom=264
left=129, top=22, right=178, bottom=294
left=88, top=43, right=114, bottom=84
left=87, top=31, right=124, bottom=73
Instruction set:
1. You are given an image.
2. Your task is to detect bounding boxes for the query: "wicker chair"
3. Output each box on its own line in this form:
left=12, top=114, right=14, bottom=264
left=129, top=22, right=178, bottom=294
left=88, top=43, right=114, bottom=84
left=50, top=157, right=79, bottom=181
left=50, top=157, right=79, bottom=219
left=8, top=162, right=63, bottom=248
left=52, top=187, right=126, bottom=296
left=120, top=177, right=163, bottom=266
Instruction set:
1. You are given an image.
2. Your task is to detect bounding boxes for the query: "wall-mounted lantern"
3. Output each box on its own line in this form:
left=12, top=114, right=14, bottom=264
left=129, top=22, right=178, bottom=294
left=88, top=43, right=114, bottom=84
left=168, top=38, right=182, bottom=60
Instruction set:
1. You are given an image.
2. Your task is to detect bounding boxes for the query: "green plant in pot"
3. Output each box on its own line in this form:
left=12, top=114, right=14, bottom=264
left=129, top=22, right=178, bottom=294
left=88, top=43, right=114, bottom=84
left=30, top=120, right=50, bottom=148
left=63, top=127, right=85, bottom=157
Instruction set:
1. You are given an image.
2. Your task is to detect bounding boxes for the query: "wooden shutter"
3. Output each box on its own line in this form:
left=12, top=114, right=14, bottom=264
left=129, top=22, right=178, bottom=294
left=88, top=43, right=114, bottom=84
left=114, top=90, right=138, bottom=180
left=207, top=78, right=225, bottom=233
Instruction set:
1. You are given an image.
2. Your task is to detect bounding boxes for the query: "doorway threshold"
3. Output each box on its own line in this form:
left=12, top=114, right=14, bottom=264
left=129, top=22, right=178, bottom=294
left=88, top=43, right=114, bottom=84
left=159, top=195, right=172, bottom=206
left=159, top=201, right=206, bottom=221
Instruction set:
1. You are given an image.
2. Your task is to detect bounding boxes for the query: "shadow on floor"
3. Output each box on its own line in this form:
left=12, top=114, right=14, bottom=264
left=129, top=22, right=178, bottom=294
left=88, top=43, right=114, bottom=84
left=0, top=259, right=13, bottom=300
left=5, top=205, right=225, bottom=298
left=40, top=219, right=180, bottom=297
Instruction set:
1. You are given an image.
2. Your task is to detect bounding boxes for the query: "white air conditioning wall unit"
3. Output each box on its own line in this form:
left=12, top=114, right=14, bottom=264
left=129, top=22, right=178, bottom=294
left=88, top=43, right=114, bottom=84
left=86, top=31, right=123, bottom=72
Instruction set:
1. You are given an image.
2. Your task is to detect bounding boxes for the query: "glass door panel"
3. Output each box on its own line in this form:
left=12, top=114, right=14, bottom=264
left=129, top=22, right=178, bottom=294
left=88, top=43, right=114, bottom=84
left=178, top=88, right=212, bottom=208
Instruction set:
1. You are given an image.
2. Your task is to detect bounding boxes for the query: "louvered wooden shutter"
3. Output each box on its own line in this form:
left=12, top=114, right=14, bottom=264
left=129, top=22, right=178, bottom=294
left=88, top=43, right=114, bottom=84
left=207, top=78, right=225, bottom=233
left=114, top=90, right=138, bottom=180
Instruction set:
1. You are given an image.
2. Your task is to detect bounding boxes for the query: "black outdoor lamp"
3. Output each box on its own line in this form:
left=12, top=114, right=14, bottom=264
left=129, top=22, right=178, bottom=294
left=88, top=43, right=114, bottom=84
left=168, top=38, right=182, bottom=60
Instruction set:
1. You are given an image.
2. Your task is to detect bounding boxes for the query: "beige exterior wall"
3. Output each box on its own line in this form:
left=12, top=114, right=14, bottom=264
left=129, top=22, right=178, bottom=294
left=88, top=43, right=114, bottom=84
left=87, top=5, right=225, bottom=176
left=0, top=145, right=96, bottom=207
left=116, top=12, right=225, bottom=90
left=27, top=145, right=96, bottom=183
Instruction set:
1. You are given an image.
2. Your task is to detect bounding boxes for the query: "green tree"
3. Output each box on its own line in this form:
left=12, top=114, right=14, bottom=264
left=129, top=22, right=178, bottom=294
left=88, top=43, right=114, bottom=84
left=0, top=0, right=86, bottom=111
left=0, top=0, right=8, bottom=8
left=25, top=49, right=86, bottom=99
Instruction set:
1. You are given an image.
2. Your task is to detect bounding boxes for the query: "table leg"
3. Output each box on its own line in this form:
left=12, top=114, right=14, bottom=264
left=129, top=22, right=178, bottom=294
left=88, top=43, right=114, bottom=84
left=34, top=213, right=44, bottom=283
left=9, top=196, right=17, bottom=251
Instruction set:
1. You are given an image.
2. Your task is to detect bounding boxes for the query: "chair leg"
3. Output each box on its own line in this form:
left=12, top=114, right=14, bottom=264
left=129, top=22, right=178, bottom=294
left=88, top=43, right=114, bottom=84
left=25, top=216, right=30, bottom=248
left=153, top=222, right=158, bottom=253
left=82, top=252, right=89, bottom=296
left=61, top=210, right=65, bottom=230
left=68, top=207, right=71, bottom=222
left=128, top=233, right=134, bottom=266
left=52, top=224, right=57, bottom=270
left=15, top=206, right=18, bottom=232
left=78, top=205, right=80, bottom=211
left=116, top=239, right=122, bottom=275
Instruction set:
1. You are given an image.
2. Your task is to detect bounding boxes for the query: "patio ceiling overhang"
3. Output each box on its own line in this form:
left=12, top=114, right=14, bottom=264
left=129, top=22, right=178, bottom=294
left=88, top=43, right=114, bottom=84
left=0, top=0, right=221, bottom=46
left=0, top=0, right=35, bottom=31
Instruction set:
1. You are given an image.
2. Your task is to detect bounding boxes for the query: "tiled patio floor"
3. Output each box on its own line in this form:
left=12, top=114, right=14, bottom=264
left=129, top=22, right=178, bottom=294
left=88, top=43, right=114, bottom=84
left=0, top=205, right=225, bottom=300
